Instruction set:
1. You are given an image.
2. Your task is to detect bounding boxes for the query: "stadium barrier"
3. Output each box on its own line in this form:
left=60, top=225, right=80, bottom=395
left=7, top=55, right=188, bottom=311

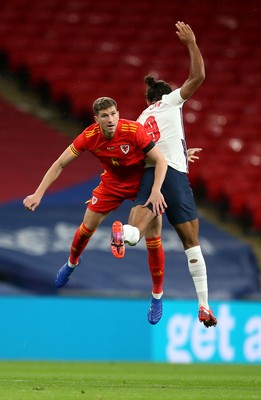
left=0, top=297, right=260, bottom=364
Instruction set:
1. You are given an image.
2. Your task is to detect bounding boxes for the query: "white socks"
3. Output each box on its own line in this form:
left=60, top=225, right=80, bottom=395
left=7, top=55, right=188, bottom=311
left=152, top=291, right=163, bottom=299
left=185, top=245, right=209, bottom=309
left=68, top=259, right=78, bottom=268
left=123, top=224, right=140, bottom=246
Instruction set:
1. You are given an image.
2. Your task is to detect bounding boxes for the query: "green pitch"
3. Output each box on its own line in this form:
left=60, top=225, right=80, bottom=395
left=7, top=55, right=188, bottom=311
left=0, top=361, right=260, bottom=400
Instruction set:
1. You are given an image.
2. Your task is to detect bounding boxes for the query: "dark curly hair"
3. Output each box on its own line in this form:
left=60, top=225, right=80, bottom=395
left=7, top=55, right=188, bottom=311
left=144, top=75, right=172, bottom=103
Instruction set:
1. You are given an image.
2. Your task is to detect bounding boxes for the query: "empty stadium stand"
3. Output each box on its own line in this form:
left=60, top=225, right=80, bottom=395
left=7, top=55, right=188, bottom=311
left=0, top=0, right=260, bottom=237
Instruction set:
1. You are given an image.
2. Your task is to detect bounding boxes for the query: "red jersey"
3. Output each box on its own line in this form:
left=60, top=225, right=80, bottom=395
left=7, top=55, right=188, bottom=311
left=69, top=119, right=154, bottom=188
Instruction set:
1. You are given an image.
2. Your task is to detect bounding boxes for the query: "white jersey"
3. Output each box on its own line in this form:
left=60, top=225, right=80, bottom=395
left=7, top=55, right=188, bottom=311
left=137, top=88, right=188, bottom=173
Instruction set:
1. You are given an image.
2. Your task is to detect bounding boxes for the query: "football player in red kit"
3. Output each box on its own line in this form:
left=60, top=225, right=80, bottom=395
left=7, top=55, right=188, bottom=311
left=23, top=96, right=167, bottom=287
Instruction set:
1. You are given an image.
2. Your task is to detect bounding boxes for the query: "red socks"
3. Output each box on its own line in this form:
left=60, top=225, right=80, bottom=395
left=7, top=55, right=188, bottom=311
left=69, top=222, right=95, bottom=264
left=146, top=236, right=165, bottom=294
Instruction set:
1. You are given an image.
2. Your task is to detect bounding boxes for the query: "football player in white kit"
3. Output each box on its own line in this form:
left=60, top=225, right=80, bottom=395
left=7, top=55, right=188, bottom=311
left=111, top=21, right=217, bottom=328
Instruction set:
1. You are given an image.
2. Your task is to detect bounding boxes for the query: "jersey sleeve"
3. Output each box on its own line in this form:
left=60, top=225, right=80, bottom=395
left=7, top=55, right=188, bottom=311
left=135, top=122, right=155, bottom=152
left=69, top=131, right=88, bottom=157
left=162, top=88, right=185, bottom=107
left=143, top=141, right=155, bottom=153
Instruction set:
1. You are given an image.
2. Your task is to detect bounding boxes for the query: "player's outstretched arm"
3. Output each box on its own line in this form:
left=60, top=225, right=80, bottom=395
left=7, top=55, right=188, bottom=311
left=23, top=147, right=76, bottom=212
left=175, top=21, right=205, bottom=100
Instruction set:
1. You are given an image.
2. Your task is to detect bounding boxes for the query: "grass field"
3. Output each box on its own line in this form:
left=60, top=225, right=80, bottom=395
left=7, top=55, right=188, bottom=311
left=0, top=361, right=260, bottom=399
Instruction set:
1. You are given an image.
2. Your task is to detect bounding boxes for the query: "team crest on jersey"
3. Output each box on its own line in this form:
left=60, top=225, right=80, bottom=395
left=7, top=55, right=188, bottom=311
left=91, top=196, right=98, bottom=205
left=120, top=145, right=130, bottom=154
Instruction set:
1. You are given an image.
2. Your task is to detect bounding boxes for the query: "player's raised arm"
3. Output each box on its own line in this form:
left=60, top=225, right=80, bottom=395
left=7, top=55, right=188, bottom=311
left=176, top=21, right=205, bottom=100
left=23, top=147, right=76, bottom=212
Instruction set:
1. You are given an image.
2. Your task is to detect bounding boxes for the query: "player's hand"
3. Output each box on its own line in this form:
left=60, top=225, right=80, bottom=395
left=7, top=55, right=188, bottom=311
left=23, top=194, right=41, bottom=212
left=188, top=147, right=202, bottom=163
left=142, top=190, right=167, bottom=216
left=175, top=21, right=196, bottom=46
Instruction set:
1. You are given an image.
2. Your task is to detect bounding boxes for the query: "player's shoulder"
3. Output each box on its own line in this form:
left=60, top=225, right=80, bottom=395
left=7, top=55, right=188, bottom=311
left=81, top=122, right=101, bottom=139
left=162, top=88, right=184, bottom=105
left=119, top=119, right=143, bottom=133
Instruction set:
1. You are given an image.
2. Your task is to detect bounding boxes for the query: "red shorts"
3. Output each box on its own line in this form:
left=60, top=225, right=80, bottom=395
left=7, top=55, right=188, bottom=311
left=87, top=180, right=140, bottom=213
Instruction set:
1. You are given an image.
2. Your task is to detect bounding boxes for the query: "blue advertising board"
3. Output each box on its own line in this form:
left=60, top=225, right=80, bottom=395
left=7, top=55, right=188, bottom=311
left=0, top=297, right=260, bottom=363
left=152, top=300, right=261, bottom=363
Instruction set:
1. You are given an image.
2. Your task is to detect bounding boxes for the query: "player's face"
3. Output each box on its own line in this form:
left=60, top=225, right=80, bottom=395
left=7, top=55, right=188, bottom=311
left=95, top=106, right=119, bottom=140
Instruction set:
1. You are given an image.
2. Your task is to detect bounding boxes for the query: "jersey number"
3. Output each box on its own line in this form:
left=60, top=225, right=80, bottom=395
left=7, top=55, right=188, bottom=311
left=143, top=116, right=160, bottom=143
left=111, top=157, right=120, bottom=166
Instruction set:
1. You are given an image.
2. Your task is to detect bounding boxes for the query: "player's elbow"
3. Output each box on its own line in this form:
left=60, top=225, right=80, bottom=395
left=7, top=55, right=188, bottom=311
left=196, top=69, right=205, bottom=85
left=200, top=70, right=205, bottom=83
left=193, top=74, right=205, bottom=91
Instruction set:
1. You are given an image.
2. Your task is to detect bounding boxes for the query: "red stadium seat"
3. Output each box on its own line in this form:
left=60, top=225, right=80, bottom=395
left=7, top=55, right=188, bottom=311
left=0, top=0, right=260, bottom=232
